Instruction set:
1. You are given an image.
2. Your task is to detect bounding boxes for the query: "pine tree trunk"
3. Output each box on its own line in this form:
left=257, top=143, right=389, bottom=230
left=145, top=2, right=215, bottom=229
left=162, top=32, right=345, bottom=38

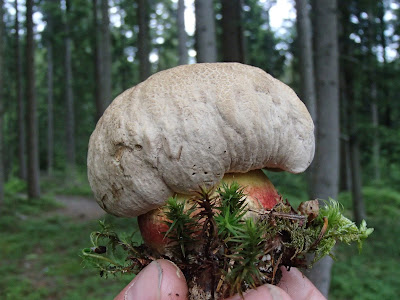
left=307, top=0, right=339, bottom=296
left=371, top=86, right=380, bottom=181
left=92, top=0, right=105, bottom=121
left=0, top=0, right=4, bottom=208
left=47, top=42, right=54, bottom=174
left=15, top=0, right=27, bottom=180
left=65, top=0, right=75, bottom=169
left=342, top=59, right=367, bottom=226
left=295, top=0, right=317, bottom=200
left=221, top=0, right=245, bottom=63
left=138, top=0, right=151, bottom=81
left=349, top=134, right=366, bottom=224
left=26, top=0, right=41, bottom=198
left=177, top=0, right=188, bottom=65
left=195, top=0, right=217, bottom=62
left=295, top=0, right=316, bottom=122
left=46, top=2, right=54, bottom=175
left=101, top=0, right=112, bottom=103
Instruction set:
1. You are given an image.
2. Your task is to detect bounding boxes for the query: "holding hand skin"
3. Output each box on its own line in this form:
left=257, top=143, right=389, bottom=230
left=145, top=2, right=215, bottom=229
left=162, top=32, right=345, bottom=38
left=115, top=259, right=326, bottom=300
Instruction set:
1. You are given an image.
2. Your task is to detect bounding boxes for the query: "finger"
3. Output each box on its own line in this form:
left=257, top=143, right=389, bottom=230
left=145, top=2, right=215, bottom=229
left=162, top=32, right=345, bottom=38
left=277, top=267, right=326, bottom=300
left=226, top=284, right=292, bottom=300
left=114, top=259, right=188, bottom=300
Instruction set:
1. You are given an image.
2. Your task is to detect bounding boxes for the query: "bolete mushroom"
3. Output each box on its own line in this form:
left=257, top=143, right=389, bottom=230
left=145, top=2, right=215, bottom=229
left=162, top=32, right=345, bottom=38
left=88, top=63, right=313, bottom=208
left=87, top=62, right=314, bottom=252
left=85, top=65, right=375, bottom=298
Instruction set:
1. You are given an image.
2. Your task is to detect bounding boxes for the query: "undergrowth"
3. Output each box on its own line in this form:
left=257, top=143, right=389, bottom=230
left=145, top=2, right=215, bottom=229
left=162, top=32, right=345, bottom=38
left=1, top=175, right=397, bottom=299
left=81, top=183, right=372, bottom=299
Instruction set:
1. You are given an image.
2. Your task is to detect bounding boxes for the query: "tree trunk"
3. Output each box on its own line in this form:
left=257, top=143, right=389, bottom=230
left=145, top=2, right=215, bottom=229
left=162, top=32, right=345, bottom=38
left=15, top=0, right=27, bottom=180
left=46, top=1, right=54, bottom=175
left=26, top=0, right=41, bottom=198
left=307, top=0, right=340, bottom=296
left=0, top=0, right=4, bottom=209
left=64, top=0, right=75, bottom=169
left=177, top=0, right=188, bottom=65
left=92, top=0, right=105, bottom=121
left=195, top=0, right=217, bottom=62
left=377, top=3, right=391, bottom=129
left=295, top=0, right=316, bottom=122
left=371, top=86, right=380, bottom=181
left=101, top=0, right=112, bottom=103
left=342, top=60, right=367, bottom=226
left=349, top=133, right=366, bottom=224
left=339, top=75, right=352, bottom=193
left=295, top=0, right=317, bottom=199
left=366, top=5, right=380, bottom=182
left=138, top=0, right=151, bottom=81
left=221, top=0, right=245, bottom=63
left=47, top=40, right=54, bottom=175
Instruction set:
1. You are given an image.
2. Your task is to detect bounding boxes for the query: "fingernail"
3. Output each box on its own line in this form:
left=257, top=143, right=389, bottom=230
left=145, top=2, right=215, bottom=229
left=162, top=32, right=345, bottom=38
left=124, top=261, right=163, bottom=300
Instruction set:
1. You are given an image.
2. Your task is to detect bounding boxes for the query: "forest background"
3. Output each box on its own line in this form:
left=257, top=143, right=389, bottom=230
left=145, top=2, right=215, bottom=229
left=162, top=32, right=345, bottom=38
left=0, top=0, right=399, bottom=299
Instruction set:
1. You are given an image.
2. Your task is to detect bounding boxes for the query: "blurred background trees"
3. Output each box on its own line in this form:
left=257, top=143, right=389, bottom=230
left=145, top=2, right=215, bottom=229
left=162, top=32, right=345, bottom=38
left=0, top=0, right=400, bottom=298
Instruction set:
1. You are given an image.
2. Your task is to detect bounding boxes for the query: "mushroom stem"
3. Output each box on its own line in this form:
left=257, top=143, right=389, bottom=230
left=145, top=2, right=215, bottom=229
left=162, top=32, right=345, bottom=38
left=138, top=170, right=281, bottom=254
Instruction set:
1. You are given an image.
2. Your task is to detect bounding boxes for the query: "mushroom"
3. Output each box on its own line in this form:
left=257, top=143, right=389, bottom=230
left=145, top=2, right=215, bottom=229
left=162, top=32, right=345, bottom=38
left=87, top=62, right=315, bottom=252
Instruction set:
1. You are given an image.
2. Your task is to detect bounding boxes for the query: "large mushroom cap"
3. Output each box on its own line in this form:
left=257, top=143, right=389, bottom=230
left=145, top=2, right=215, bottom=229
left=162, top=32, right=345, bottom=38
left=87, top=63, right=315, bottom=217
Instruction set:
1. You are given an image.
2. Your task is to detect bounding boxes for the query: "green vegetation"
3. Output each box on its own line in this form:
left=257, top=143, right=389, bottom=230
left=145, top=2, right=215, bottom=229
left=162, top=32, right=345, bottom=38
left=329, top=187, right=400, bottom=300
left=80, top=182, right=372, bottom=298
left=0, top=175, right=134, bottom=300
left=0, top=172, right=398, bottom=299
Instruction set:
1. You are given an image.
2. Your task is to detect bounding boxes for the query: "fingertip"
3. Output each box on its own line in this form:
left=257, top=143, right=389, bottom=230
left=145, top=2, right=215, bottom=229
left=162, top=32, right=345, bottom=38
left=277, top=267, right=326, bottom=300
left=114, top=259, right=188, bottom=300
left=157, top=259, right=188, bottom=300
left=226, top=284, right=292, bottom=300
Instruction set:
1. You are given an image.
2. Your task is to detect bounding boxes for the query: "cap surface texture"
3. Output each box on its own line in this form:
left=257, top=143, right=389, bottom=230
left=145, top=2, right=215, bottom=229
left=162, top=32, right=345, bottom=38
left=87, top=63, right=315, bottom=217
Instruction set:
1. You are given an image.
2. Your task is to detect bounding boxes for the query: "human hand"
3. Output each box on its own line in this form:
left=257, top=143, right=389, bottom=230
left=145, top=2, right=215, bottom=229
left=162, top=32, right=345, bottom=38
left=114, top=259, right=326, bottom=300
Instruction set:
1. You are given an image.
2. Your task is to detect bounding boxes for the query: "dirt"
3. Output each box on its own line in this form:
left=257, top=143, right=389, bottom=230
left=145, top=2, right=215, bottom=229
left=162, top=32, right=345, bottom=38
left=49, top=195, right=105, bottom=221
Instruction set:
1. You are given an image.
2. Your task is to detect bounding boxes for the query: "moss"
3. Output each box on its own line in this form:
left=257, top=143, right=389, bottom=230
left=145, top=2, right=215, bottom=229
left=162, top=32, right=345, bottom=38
left=82, top=183, right=373, bottom=299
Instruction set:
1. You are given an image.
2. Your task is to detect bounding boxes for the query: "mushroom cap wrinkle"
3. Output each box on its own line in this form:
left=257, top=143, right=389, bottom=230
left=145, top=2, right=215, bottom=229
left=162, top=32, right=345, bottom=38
left=87, top=63, right=315, bottom=217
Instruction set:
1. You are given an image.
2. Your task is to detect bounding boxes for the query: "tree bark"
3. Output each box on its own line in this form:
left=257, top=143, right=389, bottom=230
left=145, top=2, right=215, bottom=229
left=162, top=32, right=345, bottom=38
left=138, top=0, right=151, bottom=81
left=64, top=0, right=75, bottom=169
left=46, top=1, right=54, bottom=175
left=47, top=40, right=54, bottom=175
left=221, top=0, right=245, bottom=63
left=92, top=0, right=105, bottom=121
left=26, top=0, right=41, bottom=198
left=371, top=86, right=380, bottom=181
left=195, top=0, right=217, bottom=62
left=365, top=4, right=380, bottom=182
left=15, top=0, right=27, bottom=180
left=307, top=0, right=340, bottom=296
left=295, top=0, right=316, bottom=122
left=295, top=0, right=317, bottom=199
left=0, top=0, right=4, bottom=208
left=100, top=0, right=112, bottom=103
left=177, top=0, right=188, bottom=65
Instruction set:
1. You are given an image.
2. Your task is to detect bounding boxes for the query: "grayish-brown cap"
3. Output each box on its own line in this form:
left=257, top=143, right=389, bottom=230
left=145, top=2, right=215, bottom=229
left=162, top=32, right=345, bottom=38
left=87, top=63, right=315, bottom=217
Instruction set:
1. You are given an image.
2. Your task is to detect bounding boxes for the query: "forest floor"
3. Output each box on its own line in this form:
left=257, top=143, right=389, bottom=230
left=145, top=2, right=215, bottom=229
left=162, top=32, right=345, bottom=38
left=48, top=195, right=104, bottom=221
left=2, top=177, right=400, bottom=299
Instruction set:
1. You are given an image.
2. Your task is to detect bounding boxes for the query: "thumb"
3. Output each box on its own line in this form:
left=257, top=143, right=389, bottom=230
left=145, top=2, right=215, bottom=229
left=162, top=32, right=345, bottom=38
left=114, top=259, right=188, bottom=300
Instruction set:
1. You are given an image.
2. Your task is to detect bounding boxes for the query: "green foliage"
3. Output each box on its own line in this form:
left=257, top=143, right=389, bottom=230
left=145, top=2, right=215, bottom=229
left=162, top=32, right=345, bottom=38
left=215, top=182, right=248, bottom=238
left=0, top=192, right=135, bottom=299
left=313, top=199, right=374, bottom=262
left=163, top=196, right=200, bottom=257
left=4, top=177, right=27, bottom=194
left=225, top=219, right=266, bottom=296
left=330, top=186, right=400, bottom=300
